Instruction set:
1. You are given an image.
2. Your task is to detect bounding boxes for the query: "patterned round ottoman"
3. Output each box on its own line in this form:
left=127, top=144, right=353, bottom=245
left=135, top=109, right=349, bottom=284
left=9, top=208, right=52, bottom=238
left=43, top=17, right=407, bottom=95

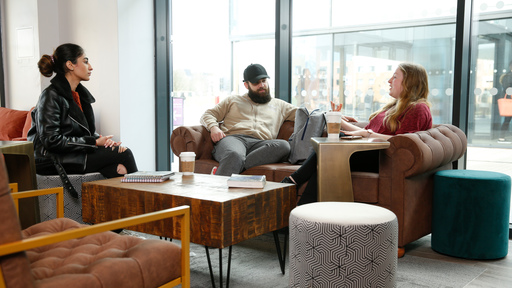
left=432, top=170, right=511, bottom=259
left=289, top=202, right=398, bottom=288
left=37, top=172, right=106, bottom=223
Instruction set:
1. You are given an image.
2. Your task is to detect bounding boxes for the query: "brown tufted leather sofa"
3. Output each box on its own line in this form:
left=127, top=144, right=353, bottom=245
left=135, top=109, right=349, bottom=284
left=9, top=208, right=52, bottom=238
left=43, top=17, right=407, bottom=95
left=170, top=122, right=467, bottom=255
left=0, top=153, right=191, bottom=288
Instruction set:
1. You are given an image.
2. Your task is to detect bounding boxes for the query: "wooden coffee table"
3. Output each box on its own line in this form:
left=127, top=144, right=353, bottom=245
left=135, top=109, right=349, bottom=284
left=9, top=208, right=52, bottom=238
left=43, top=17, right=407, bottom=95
left=82, top=173, right=296, bottom=287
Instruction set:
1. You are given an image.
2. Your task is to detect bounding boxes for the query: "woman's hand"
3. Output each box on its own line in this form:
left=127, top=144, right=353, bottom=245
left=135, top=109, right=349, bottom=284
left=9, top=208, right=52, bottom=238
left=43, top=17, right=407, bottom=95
left=342, top=129, right=368, bottom=137
left=343, top=129, right=392, bottom=140
left=342, top=115, right=357, bottom=122
left=117, top=146, right=128, bottom=153
left=96, top=135, right=122, bottom=147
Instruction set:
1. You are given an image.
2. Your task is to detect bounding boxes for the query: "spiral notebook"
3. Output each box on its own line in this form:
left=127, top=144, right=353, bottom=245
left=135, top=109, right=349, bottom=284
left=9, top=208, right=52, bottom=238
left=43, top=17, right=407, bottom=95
left=121, top=171, right=174, bottom=183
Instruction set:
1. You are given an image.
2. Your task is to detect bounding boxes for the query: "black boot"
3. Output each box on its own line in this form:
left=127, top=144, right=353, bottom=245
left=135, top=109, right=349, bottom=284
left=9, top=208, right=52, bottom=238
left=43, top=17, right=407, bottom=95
left=281, top=176, right=295, bottom=184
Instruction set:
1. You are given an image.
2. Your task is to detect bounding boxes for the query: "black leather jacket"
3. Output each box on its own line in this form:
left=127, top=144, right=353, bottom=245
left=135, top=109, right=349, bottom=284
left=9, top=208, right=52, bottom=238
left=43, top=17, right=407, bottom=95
left=27, top=73, right=99, bottom=173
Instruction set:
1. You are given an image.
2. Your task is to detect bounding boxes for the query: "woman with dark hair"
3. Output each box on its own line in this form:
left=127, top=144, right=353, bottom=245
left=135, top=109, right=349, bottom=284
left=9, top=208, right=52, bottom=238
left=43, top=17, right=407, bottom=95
left=28, top=43, right=137, bottom=195
left=283, top=63, right=433, bottom=205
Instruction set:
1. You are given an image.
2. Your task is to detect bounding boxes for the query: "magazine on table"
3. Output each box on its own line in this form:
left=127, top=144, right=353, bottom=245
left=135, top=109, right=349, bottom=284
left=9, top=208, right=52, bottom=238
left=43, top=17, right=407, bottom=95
left=227, top=174, right=266, bottom=188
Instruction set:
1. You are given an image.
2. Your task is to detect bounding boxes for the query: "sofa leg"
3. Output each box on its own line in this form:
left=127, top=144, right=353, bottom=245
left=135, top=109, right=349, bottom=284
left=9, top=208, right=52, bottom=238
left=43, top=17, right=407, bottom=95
left=398, top=247, right=405, bottom=258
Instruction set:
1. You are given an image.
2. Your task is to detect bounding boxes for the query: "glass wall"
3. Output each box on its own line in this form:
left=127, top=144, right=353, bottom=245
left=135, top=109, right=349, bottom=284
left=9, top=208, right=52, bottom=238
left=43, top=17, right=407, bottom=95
left=230, top=0, right=276, bottom=95
left=466, top=1, right=512, bottom=223
left=170, top=0, right=275, bottom=168
left=171, top=0, right=231, bottom=127
left=171, top=0, right=275, bottom=129
left=291, top=35, right=332, bottom=112
left=292, top=0, right=458, bottom=124
left=468, top=16, right=512, bottom=145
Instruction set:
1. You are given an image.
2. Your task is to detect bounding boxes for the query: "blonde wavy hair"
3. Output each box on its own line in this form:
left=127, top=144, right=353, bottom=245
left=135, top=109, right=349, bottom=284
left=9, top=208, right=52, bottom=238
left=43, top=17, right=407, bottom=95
left=369, top=63, right=431, bottom=132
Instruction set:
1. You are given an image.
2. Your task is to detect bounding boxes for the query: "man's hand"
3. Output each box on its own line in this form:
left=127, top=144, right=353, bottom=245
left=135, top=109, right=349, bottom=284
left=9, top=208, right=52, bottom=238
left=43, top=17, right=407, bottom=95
left=330, top=101, right=357, bottom=122
left=210, top=126, right=226, bottom=143
left=330, top=101, right=342, bottom=112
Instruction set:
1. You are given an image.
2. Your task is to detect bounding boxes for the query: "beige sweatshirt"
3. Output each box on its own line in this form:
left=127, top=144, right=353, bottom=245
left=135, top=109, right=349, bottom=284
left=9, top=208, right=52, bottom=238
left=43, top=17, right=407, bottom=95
left=200, top=94, right=297, bottom=140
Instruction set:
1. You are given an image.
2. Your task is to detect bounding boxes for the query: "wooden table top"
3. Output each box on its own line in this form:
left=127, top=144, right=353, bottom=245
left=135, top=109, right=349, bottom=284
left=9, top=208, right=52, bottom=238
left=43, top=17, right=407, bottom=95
left=83, top=173, right=292, bottom=201
left=82, top=173, right=296, bottom=248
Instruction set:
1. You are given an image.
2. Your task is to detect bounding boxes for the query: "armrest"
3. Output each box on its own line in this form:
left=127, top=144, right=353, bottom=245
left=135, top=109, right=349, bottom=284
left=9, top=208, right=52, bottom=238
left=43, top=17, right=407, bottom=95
left=384, top=124, right=467, bottom=178
left=0, top=205, right=189, bottom=256
left=8, top=183, right=18, bottom=192
left=171, top=125, right=215, bottom=160
left=11, top=187, right=64, bottom=218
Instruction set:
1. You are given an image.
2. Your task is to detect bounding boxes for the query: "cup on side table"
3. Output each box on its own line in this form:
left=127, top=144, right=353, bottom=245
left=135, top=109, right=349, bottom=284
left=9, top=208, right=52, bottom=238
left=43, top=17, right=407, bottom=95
left=179, top=152, right=196, bottom=175
left=325, top=111, right=342, bottom=139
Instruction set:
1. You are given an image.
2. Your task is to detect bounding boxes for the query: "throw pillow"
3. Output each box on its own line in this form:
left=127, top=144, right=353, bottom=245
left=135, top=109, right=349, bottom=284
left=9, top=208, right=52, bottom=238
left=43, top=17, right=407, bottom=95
left=0, top=108, right=29, bottom=141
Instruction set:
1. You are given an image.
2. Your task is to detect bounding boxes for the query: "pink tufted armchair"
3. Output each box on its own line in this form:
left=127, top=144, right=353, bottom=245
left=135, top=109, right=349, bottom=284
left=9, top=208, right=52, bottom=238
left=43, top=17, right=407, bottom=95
left=0, top=153, right=190, bottom=288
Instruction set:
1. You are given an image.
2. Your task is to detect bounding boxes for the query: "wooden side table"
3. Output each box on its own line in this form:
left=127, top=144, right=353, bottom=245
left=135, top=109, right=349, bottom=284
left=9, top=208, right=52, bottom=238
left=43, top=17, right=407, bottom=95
left=0, top=141, right=39, bottom=227
left=311, top=137, right=390, bottom=202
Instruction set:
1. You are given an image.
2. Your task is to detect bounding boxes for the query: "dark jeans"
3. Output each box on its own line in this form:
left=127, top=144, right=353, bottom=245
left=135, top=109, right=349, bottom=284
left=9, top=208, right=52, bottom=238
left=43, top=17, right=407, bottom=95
left=501, top=117, right=511, bottom=139
left=36, top=146, right=138, bottom=179
left=212, top=135, right=291, bottom=176
left=290, top=152, right=318, bottom=205
left=85, top=146, right=138, bottom=178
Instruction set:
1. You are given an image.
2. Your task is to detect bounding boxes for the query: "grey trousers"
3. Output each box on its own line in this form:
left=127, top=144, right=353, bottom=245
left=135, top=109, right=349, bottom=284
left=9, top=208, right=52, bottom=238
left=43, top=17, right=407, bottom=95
left=212, top=134, right=291, bottom=176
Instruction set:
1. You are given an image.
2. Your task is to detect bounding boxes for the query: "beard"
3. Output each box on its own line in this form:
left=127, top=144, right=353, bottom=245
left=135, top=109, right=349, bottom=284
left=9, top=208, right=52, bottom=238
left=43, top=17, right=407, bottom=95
left=247, top=85, right=272, bottom=104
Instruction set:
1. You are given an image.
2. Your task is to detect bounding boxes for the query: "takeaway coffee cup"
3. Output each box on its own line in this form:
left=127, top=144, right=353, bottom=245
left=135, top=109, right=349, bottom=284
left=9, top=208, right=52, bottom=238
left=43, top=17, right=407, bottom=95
left=325, top=111, right=342, bottom=139
left=179, top=152, right=196, bottom=175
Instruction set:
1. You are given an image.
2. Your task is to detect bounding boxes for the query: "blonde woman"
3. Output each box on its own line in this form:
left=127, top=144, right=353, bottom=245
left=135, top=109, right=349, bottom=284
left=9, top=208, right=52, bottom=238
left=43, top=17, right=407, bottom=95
left=283, top=63, right=433, bottom=205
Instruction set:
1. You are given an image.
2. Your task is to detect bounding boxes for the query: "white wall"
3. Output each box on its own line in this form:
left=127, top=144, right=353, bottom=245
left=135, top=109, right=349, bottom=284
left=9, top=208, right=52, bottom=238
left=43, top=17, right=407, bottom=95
left=37, top=0, right=59, bottom=91
left=3, top=0, right=41, bottom=109
left=2, top=0, right=156, bottom=170
left=118, top=0, right=156, bottom=170
left=53, top=0, right=121, bottom=138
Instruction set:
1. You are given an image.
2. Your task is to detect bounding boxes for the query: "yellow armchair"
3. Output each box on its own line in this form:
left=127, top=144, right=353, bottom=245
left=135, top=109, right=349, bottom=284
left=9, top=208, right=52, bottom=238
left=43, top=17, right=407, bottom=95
left=0, top=155, right=190, bottom=288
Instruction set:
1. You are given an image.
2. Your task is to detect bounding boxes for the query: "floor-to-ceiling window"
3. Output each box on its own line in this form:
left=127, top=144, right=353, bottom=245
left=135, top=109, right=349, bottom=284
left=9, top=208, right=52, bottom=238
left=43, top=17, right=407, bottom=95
left=466, top=1, right=512, bottom=223
left=292, top=0, right=458, bottom=124
left=169, top=0, right=275, bottom=168
left=171, top=0, right=230, bottom=129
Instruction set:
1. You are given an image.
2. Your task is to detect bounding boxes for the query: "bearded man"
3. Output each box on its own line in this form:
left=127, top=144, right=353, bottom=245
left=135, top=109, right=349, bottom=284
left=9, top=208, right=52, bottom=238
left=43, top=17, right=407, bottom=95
left=200, top=63, right=297, bottom=176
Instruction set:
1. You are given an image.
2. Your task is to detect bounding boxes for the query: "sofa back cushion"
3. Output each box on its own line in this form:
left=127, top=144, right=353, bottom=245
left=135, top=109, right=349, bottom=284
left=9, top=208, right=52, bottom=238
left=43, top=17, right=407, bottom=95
left=0, top=107, right=29, bottom=141
left=0, top=154, right=35, bottom=287
left=277, top=120, right=295, bottom=140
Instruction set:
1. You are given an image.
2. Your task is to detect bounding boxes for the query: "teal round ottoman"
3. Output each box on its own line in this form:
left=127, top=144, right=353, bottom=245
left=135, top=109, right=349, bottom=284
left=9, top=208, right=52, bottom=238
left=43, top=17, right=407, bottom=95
left=432, top=170, right=511, bottom=259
